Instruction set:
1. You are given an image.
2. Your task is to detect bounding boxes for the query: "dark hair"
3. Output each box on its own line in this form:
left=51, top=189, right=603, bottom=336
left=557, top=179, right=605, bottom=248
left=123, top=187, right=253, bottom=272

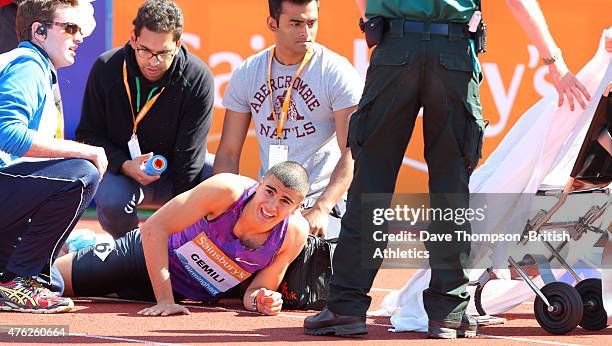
left=16, top=0, right=78, bottom=41
left=265, top=161, right=310, bottom=196
left=133, top=0, right=183, bottom=42
left=268, top=0, right=319, bottom=23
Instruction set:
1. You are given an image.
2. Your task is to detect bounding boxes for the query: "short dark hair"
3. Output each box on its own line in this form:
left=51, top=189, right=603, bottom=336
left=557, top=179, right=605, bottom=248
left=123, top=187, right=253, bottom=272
left=133, top=0, right=183, bottom=42
left=16, top=0, right=79, bottom=41
left=268, top=0, right=319, bottom=22
left=265, top=161, right=309, bottom=197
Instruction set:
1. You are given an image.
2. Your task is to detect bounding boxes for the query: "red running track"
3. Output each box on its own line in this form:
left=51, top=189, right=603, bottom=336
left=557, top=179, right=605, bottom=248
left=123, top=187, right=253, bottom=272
left=1, top=219, right=610, bottom=345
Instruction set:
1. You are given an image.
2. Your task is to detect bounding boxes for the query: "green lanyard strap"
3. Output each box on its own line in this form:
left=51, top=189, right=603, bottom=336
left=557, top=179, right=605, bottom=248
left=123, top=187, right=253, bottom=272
left=135, top=76, right=159, bottom=113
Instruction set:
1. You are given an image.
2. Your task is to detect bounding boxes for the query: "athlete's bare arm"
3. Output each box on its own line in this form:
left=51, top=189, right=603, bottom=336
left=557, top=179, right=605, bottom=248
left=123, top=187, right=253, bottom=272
left=138, top=174, right=254, bottom=316
left=242, top=213, right=309, bottom=315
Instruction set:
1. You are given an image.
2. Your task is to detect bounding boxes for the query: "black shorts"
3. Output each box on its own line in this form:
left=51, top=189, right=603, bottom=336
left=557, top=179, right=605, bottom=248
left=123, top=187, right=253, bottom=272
left=71, top=229, right=156, bottom=301
left=72, top=229, right=248, bottom=302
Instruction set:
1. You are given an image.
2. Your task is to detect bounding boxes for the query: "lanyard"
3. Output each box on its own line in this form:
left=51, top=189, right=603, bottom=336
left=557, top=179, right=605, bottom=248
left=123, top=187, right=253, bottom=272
left=135, top=77, right=159, bottom=113
left=53, top=86, right=63, bottom=139
left=266, top=46, right=313, bottom=140
left=55, top=109, right=63, bottom=139
left=122, top=60, right=165, bottom=134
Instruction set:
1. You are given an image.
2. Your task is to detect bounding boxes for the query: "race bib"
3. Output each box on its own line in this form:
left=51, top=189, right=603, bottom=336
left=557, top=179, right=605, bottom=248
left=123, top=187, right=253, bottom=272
left=92, top=234, right=115, bottom=262
left=174, top=233, right=252, bottom=296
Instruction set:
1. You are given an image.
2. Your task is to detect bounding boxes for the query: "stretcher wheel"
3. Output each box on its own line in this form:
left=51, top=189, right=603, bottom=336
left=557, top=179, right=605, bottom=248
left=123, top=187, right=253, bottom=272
left=575, top=278, right=608, bottom=331
left=534, top=282, right=583, bottom=334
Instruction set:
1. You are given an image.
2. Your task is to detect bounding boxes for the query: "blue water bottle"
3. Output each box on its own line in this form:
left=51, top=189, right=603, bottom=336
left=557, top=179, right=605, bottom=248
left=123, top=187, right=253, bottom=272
left=143, top=154, right=167, bottom=175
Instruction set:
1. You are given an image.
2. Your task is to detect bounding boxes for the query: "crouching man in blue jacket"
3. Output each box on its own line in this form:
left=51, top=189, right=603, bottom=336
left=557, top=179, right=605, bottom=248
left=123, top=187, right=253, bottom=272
left=0, top=0, right=106, bottom=314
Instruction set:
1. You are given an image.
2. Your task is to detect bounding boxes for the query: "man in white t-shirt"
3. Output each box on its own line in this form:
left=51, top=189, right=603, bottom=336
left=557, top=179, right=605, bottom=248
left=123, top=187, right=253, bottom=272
left=214, top=0, right=363, bottom=239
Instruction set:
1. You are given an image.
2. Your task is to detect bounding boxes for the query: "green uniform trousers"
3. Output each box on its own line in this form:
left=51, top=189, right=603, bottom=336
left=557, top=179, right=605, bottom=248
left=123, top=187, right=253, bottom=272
left=328, top=23, right=485, bottom=322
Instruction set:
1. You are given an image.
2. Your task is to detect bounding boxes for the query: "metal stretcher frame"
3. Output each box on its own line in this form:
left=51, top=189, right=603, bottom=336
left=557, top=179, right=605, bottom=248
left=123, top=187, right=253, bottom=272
left=472, top=81, right=612, bottom=335
left=600, top=82, right=612, bottom=327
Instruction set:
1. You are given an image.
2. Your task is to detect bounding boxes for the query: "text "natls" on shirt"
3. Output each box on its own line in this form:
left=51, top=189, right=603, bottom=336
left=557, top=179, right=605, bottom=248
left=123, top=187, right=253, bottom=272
left=250, top=76, right=321, bottom=114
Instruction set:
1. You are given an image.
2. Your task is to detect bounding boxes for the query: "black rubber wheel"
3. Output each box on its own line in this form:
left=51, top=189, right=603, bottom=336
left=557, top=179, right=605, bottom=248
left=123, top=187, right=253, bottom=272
left=575, top=278, right=608, bottom=331
left=474, top=282, right=487, bottom=316
left=534, top=282, right=583, bottom=334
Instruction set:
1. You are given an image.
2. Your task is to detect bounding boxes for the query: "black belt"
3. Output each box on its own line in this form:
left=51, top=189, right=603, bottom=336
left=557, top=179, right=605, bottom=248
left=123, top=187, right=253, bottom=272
left=384, top=19, right=468, bottom=38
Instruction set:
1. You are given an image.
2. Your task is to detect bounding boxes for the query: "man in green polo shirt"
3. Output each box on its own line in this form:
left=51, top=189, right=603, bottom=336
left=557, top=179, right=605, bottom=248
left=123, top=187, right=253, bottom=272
left=304, top=0, right=590, bottom=339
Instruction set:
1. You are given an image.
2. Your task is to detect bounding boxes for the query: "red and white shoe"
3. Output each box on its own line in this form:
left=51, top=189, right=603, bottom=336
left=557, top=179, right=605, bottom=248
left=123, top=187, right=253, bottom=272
left=0, top=276, right=73, bottom=313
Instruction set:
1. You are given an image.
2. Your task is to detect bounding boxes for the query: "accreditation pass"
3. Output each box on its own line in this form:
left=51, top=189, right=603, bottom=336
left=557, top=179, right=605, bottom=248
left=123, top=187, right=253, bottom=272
left=268, top=144, right=288, bottom=170
left=127, top=133, right=142, bottom=159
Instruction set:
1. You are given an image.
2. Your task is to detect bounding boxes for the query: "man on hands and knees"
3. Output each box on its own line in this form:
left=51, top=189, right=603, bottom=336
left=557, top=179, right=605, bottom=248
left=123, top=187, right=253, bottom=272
left=214, top=0, right=363, bottom=239
left=76, top=0, right=215, bottom=239
left=55, top=161, right=310, bottom=316
left=0, top=0, right=105, bottom=314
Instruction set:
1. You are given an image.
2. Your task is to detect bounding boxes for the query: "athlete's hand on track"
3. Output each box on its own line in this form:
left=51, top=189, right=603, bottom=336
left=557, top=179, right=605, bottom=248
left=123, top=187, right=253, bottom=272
left=138, top=302, right=190, bottom=316
left=256, top=288, right=283, bottom=316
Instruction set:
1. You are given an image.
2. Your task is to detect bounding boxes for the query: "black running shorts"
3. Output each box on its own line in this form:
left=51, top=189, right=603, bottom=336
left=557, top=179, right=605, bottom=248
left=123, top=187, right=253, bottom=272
left=71, top=229, right=155, bottom=301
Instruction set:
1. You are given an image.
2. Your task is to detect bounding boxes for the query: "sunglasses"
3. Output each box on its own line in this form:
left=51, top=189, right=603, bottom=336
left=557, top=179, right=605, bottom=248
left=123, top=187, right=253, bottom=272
left=41, top=21, right=82, bottom=36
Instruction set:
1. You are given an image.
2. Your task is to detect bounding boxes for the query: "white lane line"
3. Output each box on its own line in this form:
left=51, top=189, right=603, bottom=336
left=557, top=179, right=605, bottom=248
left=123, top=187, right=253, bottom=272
left=187, top=304, right=306, bottom=320
left=79, top=297, right=151, bottom=304
left=308, top=320, right=585, bottom=346
left=71, top=333, right=186, bottom=345
left=370, top=322, right=394, bottom=328
left=188, top=304, right=261, bottom=315
left=478, top=334, right=584, bottom=346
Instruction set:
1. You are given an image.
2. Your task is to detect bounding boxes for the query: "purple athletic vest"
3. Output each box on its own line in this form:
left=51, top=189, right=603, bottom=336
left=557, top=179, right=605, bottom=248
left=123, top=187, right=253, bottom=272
left=168, top=184, right=288, bottom=301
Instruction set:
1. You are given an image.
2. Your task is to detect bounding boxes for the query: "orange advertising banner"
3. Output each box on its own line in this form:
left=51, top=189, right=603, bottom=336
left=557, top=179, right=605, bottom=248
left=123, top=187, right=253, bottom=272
left=113, top=0, right=610, bottom=192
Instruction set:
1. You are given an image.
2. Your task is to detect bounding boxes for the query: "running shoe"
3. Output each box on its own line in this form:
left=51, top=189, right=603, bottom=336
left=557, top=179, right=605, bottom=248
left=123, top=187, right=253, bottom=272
left=0, top=276, right=73, bottom=313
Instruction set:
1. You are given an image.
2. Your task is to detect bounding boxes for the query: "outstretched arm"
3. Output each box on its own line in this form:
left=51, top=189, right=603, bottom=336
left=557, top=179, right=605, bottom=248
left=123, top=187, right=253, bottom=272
left=137, top=174, right=249, bottom=316
left=506, top=0, right=591, bottom=111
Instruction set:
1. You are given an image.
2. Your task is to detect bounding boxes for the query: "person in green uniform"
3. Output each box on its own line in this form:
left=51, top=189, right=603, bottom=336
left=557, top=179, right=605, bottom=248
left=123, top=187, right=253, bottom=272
left=304, top=0, right=590, bottom=339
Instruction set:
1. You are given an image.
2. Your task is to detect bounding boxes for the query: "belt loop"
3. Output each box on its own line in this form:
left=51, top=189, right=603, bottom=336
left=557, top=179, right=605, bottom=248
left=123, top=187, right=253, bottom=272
left=448, top=23, right=461, bottom=41
left=421, top=22, right=430, bottom=41
left=389, top=18, right=404, bottom=38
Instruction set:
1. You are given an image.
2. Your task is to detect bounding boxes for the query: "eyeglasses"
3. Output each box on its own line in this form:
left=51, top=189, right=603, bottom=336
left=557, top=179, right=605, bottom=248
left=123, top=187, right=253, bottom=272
left=41, top=21, right=82, bottom=36
left=134, top=42, right=177, bottom=63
